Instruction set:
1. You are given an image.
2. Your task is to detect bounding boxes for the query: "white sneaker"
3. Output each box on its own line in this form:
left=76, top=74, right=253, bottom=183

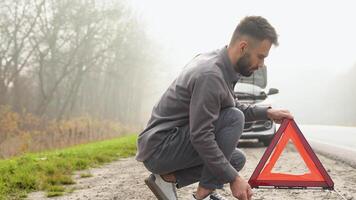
left=145, top=174, right=178, bottom=200
left=192, top=192, right=228, bottom=200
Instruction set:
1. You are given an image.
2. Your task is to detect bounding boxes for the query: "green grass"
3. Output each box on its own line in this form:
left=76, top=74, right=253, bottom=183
left=0, top=134, right=137, bottom=200
left=80, top=173, right=93, bottom=178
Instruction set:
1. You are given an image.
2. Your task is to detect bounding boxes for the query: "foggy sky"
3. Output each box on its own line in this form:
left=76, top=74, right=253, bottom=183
left=129, top=0, right=356, bottom=125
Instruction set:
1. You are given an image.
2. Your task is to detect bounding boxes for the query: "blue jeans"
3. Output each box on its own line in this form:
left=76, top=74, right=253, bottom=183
left=143, top=107, right=246, bottom=189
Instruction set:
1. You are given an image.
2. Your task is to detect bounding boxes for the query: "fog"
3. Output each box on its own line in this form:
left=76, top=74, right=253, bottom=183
left=130, top=0, right=356, bottom=126
left=0, top=0, right=354, bottom=158
left=1, top=0, right=352, bottom=129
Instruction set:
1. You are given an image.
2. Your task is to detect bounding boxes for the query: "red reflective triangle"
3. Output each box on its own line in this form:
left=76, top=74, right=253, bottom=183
left=248, top=119, right=334, bottom=189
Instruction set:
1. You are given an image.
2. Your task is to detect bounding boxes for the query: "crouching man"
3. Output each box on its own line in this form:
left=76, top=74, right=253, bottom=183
left=136, top=16, right=293, bottom=200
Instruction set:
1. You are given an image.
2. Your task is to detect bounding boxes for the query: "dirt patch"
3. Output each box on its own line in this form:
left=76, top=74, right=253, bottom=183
left=26, top=143, right=356, bottom=200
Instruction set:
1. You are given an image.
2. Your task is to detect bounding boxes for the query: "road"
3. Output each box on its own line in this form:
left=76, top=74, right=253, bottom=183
left=300, top=124, right=356, bottom=150
left=299, top=125, right=356, bottom=167
left=26, top=124, right=356, bottom=200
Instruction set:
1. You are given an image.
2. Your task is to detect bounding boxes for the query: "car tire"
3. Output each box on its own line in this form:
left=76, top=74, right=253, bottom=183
left=260, top=127, right=276, bottom=146
left=261, top=137, right=273, bottom=146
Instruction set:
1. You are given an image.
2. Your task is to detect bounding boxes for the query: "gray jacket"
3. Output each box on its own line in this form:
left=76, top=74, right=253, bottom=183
left=136, top=46, right=270, bottom=182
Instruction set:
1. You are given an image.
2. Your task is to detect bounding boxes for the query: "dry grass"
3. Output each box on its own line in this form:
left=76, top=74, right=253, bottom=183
left=0, top=105, right=136, bottom=158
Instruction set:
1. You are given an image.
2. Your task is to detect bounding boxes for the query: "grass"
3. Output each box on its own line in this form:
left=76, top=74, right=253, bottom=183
left=46, top=185, right=65, bottom=197
left=0, top=134, right=137, bottom=200
left=80, top=173, right=93, bottom=178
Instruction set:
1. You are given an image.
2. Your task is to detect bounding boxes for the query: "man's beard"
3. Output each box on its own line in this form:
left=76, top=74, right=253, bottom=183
left=234, top=53, right=253, bottom=77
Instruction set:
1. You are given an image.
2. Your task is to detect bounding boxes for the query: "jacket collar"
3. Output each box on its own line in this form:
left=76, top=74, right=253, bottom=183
left=218, top=46, right=240, bottom=85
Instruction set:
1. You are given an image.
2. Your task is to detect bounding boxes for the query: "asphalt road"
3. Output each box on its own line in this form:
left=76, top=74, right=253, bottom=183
left=297, top=124, right=356, bottom=167
left=300, top=125, right=356, bottom=150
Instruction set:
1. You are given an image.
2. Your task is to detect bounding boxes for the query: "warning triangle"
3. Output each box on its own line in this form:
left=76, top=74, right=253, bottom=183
left=248, top=119, right=334, bottom=189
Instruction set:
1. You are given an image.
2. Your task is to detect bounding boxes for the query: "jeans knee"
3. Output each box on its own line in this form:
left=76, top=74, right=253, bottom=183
left=220, top=107, right=245, bottom=129
left=230, top=149, right=246, bottom=172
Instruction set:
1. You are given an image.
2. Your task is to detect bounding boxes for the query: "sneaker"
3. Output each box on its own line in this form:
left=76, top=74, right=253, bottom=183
left=209, top=192, right=228, bottom=200
left=192, top=192, right=228, bottom=200
left=145, top=173, right=178, bottom=200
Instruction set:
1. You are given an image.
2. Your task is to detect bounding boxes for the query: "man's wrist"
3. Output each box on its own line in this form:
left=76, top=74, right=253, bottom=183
left=230, top=174, right=240, bottom=183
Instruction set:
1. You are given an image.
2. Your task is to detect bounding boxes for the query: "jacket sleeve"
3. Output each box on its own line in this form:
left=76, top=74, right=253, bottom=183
left=234, top=98, right=271, bottom=122
left=189, top=73, right=238, bottom=183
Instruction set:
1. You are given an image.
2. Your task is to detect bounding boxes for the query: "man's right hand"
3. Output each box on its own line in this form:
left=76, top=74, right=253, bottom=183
left=230, top=176, right=253, bottom=200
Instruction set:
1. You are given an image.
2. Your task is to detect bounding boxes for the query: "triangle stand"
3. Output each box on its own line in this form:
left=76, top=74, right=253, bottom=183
left=248, top=119, right=334, bottom=190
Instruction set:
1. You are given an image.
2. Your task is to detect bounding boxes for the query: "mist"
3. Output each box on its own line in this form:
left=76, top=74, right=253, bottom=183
left=0, top=1, right=355, bottom=198
left=0, top=0, right=355, bottom=158
left=131, top=0, right=356, bottom=126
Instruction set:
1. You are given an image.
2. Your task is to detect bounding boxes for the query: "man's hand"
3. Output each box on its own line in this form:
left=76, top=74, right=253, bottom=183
left=267, top=108, right=293, bottom=124
left=230, top=176, right=253, bottom=200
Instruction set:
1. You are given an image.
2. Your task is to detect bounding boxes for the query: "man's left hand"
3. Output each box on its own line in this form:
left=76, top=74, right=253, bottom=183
left=266, top=108, right=293, bottom=124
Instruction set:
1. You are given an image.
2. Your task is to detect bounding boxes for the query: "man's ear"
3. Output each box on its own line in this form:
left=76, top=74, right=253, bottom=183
left=239, top=40, right=248, bottom=54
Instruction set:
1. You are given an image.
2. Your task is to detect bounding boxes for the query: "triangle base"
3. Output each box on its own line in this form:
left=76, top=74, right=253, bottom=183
left=250, top=180, right=334, bottom=190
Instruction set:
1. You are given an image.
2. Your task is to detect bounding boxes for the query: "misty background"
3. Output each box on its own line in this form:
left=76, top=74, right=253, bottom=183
left=0, top=0, right=355, bottom=158
left=130, top=0, right=356, bottom=127
left=0, top=0, right=165, bottom=125
left=0, top=0, right=168, bottom=157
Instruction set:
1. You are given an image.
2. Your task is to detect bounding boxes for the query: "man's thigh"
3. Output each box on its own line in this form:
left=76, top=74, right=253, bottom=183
left=143, top=107, right=245, bottom=175
left=143, top=125, right=202, bottom=174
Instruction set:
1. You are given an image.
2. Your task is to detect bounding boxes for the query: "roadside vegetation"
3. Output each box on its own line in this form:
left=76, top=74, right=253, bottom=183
left=0, top=134, right=137, bottom=199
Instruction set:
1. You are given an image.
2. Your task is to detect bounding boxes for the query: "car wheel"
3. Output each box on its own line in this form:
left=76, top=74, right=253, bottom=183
left=261, top=137, right=273, bottom=146
left=261, top=127, right=276, bottom=146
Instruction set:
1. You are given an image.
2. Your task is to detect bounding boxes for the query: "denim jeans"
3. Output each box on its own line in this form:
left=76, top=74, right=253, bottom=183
left=143, top=107, right=246, bottom=189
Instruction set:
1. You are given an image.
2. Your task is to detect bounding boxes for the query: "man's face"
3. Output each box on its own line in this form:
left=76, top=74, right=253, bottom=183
left=235, top=39, right=272, bottom=77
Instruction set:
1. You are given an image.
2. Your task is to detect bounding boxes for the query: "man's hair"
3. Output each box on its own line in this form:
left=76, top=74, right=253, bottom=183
left=230, top=16, right=278, bottom=46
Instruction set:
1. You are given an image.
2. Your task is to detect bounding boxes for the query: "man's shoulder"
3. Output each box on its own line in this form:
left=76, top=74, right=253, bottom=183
left=181, top=49, right=224, bottom=79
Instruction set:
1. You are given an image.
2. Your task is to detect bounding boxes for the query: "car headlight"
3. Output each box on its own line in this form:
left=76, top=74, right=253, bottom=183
left=264, top=120, right=273, bottom=129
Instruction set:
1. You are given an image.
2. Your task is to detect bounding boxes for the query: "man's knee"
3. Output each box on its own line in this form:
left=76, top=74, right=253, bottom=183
left=218, top=107, right=245, bottom=130
left=230, top=148, right=246, bottom=172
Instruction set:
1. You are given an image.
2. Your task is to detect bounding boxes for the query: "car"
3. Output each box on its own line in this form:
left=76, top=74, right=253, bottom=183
left=234, top=66, right=279, bottom=146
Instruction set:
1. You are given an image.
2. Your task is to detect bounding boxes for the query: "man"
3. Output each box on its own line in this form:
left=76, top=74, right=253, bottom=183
left=136, top=16, right=293, bottom=200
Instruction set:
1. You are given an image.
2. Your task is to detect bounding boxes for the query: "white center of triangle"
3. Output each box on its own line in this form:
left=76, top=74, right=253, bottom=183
left=271, top=139, right=311, bottom=175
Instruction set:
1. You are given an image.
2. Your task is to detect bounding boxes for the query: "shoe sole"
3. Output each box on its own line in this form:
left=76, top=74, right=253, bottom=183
left=144, top=174, right=170, bottom=200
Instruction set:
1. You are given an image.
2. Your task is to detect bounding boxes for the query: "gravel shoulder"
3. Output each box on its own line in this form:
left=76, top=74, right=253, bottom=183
left=27, top=142, right=356, bottom=200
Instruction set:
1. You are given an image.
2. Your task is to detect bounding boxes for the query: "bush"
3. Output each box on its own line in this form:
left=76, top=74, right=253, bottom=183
left=0, top=106, right=132, bottom=158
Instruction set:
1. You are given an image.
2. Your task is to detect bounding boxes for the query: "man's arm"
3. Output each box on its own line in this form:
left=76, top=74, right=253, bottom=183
left=234, top=99, right=271, bottom=122
left=235, top=99, right=294, bottom=123
left=189, top=73, right=238, bottom=183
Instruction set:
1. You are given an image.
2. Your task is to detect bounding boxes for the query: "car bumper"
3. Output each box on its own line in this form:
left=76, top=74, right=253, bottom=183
left=240, top=123, right=276, bottom=140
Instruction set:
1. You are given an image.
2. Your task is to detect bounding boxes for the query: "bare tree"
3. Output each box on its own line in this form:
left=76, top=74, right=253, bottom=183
left=0, top=0, right=162, bottom=126
left=0, top=0, right=44, bottom=110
